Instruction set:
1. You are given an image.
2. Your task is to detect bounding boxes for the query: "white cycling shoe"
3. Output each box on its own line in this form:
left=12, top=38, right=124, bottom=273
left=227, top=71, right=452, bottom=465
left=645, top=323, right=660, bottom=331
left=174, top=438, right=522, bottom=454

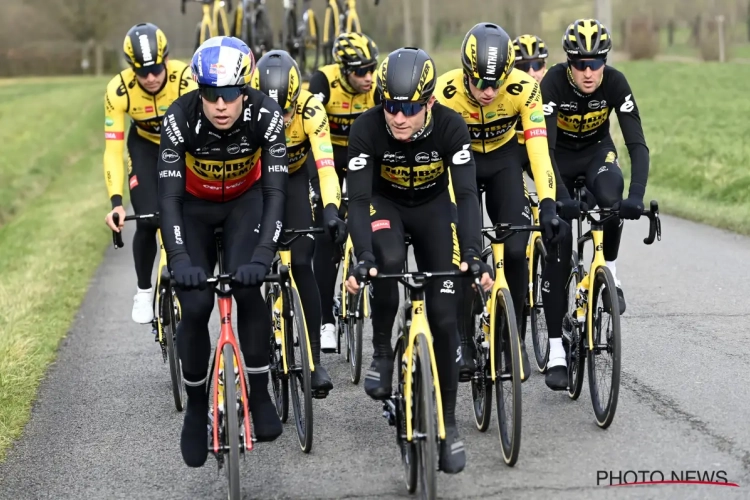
left=321, top=323, right=337, bottom=353
left=132, top=288, right=154, bottom=324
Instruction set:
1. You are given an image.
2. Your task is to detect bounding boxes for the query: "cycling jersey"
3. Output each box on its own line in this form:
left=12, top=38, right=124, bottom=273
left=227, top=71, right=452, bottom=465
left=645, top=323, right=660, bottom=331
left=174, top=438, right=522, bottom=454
left=516, top=68, right=548, bottom=145
left=541, top=63, right=649, bottom=199
left=346, top=102, right=482, bottom=261
left=280, top=89, right=340, bottom=208
left=307, top=64, right=380, bottom=147
left=435, top=68, right=555, bottom=201
left=157, top=87, right=288, bottom=268
left=103, top=60, right=197, bottom=203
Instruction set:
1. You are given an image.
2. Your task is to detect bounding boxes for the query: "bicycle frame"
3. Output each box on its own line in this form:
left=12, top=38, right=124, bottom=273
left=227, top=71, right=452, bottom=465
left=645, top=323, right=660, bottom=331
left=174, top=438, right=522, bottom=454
left=340, top=234, right=370, bottom=317
left=525, top=187, right=543, bottom=309
left=183, top=0, right=231, bottom=43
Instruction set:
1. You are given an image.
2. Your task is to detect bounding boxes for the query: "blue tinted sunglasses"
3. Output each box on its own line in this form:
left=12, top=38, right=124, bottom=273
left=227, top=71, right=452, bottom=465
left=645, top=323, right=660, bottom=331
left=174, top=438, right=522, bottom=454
left=383, top=99, right=426, bottom=117
left=199, top=85, right=245, bottom=103
left=469, top=76, right=502, bottom=90
left=568, top=58, right=606, bottom=71
left=516, top=60, right=546, bottom=72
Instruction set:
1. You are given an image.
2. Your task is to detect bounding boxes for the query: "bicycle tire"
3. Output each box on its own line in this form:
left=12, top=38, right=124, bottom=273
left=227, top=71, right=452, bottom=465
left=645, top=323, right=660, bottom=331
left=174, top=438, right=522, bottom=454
left=493, top=288, right=522, bottom=467
left=587, top=265, right=621, bottom=429
left=252, top=10, right=274, bottom=61
left=414, top=334, right=438, bottom=499
left=221, top=343, right=241, bottom=500
left=282, top=9, right=296, bottom=55
left=469, top=291, right=492, bottom=432
left=301, top=10, right=320, bottom=79
left=287, top=287, right=313, bottom=453
left=530, top=237, right=549, bottom=372
left=346, top=251, right=363, bottom=384
left=565, top=260, right=585, bottom=400
left=162, top=285, right=185, bottom=412
left=394, top=314, right=418, bottom=494
left=265, top=286, right=289, bottom=423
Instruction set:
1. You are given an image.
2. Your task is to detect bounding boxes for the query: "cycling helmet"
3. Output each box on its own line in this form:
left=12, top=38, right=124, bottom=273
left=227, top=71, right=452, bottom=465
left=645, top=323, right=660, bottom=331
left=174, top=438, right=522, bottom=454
left=513, top=34, right=549, bottom=60
left=191, top=36, right=255, bottom=87
left=563, top=19, right=612, bottom=58
left=461, top=23, right=515, bottom=85
left=123, top=23, right=169, bottom=72
left=376, top=47, right=435, bottom=103
left=252, top=50, right=301, bottom=111
left=332, top=32, right=379, bottom=71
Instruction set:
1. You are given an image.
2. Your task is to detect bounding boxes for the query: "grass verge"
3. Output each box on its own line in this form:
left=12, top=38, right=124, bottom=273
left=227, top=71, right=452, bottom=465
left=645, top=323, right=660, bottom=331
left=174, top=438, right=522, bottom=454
left=0, top=77, right=114, bottom=461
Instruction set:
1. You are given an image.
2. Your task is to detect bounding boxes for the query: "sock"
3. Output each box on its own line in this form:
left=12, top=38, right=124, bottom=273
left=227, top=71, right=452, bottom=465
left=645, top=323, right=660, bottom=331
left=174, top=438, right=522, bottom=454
left=548, top=338, right=566, bottom=368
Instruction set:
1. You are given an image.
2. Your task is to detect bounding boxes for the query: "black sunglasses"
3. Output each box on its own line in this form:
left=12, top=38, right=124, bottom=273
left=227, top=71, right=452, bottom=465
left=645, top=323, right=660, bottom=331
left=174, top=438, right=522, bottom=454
left=134, top=63, right=165, bottom=78
left=349, top=64, right=376, bottom=77
left=199, top=85, right=245, bottom=103
left=383, top=99, right=426, bottom=117
left=568, top=58, right=606, bottom=71
left=516, top=60, right=546, bottom=72
left=469, top=75, right=502, bottom=91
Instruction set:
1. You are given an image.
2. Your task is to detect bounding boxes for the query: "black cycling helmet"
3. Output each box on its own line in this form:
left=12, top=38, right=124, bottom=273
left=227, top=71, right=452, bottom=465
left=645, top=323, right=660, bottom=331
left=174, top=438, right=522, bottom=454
left=461, top=23, right=515, bottom=84
left=513, top=34, right=549, bottom=60
left=123, top=23, right=169, bottom=74
left=332, top=32, right=379, bottom=72
left=252, top=50, right=301, bottom=111
left=562, top=19, right=612, bottom=58
left=376, top=47, right=436, bottom=103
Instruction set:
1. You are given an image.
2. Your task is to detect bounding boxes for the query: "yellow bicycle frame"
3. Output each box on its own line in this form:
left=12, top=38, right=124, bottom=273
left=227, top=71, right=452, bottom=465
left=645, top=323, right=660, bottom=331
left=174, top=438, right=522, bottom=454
left=339, top=235, right=370, bottom=317
left=271, top=248, right=316, bottom=375
left=525, top=191, right=542, bottom=309
left=199, top=0, right=231, bottom=44
left=402, top=299, right=446, bottom=442
left=574, top=228, right=607, bottom=351
left=344, top=0, right=360, bottom=32
left=155, top=229, right=181, bottom=343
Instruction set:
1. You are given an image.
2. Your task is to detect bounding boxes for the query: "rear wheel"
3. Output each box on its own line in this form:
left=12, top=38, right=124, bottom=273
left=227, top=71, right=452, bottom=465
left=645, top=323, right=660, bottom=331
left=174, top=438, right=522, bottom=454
left=493, top=288, right=522, bottom=467
left=587, top=266, right=621, bottom=429
left=469, top=291, right=492, bottom=432
left=266, top=286, right=289, bottom=423
left=221, top=344, right=241, bottom=500
left=394, top=316, right=418, bottom=494
left=346, top=250, right=363, bottom=384
left=530, top=237, right=549, bottom=372
left=414, top=334, right=438, bottom=499
left=162, top=284, right=184, bottom=412
left=287, top=288, right=313, bottom=453
left=565, top=258, right=585, bottom=400
left=251, top=10, right=274, bottom=61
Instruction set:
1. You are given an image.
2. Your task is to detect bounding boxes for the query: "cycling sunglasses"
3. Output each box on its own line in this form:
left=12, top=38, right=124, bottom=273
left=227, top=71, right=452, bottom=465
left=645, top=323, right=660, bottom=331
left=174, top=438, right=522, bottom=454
left=516, top=60, right=546, bottom=72
left=383, top=99, right=425, bottom=117
left=134, top=63, right=165, bottom=78
left=349, top=64, right=376, bottom=77
left=199, top=85, right=245, bottom=103
left=469, top=76, right=502, bottom=91
left=568, top=58, right=606, bottom=71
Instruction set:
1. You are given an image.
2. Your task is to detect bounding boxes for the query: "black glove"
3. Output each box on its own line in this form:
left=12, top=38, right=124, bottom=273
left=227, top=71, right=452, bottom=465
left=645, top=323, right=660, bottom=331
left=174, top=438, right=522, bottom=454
left=349, top=252, right=377, bottom=283
left=556, top=198, right=585, bottom=220
left=324, top=203, right=347, bottom=245
left=171, top=258, right=207, bottom=290
left=614, top=197, right=644, bottom=220
left=462, top=249, right=493, bottom=280
left=539, top=198, right=571, bottom=245
left=234, top=262, right=269, bottom=287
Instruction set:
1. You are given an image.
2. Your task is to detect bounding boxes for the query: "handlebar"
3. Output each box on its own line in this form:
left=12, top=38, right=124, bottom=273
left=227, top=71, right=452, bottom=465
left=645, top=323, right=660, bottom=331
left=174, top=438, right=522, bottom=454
left=112, top=212, right=159, bottom=249
left=577, top=200, right=661, bottom=245
left=167, top=265, right=291, bottom=291
left=481, top=220, right=561, bottom=262
left=359, top=268, right=476, bottom=292
left=278, top=226, right=325, bottom=247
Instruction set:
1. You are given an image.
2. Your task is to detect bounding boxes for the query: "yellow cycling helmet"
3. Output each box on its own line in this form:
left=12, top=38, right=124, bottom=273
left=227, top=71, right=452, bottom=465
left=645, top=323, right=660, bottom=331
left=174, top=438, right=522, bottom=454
left=332, top=32, right=379, bottom=72
left=513, top=34, right=549, bottom=60
left=563, top=19, right=612, bottom=59
left=123, top=23, right=169, bottom=76
left=461, top=23, right=515, bottom=88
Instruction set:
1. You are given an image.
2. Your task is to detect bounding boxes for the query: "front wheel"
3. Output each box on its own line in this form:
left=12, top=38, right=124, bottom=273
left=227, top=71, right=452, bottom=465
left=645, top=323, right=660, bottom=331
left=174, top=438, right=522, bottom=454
left=286, top=287, right=313, bottom=453
left=221, top=344, right=241, bottom=500
left=346, top=251, right=363, bottom=384
left=468, top=291, right=492, bottom=432
left=530, top=237, right=549, bottom=372
left=266, top=286, right=289, bottom=423
left=414, top=334, right=438, bottom=499
left=565, top=260, right=585, bottom=400
left=587, top=265, right=621, bottom=429
left=493, top=288, right=522, bottom=467
left=162, top=285, right=184, bottom=412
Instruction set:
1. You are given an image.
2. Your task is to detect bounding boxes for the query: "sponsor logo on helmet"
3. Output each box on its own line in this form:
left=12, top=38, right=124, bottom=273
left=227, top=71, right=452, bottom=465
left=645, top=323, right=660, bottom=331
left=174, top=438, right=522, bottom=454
left=210, top=63, right=226, bottom=75
left=486, top=46, right=498, bottom=76
left=139, top=34, right=153, bottom=63
left=161, top=149, right=180, bottom=163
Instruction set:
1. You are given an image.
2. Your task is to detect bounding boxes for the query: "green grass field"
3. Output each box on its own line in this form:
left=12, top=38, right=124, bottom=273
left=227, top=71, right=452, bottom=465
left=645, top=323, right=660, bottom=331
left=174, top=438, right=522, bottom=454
left=0, top=59, right=748, bottom=461
left=0, top=76, right=113, bottom=461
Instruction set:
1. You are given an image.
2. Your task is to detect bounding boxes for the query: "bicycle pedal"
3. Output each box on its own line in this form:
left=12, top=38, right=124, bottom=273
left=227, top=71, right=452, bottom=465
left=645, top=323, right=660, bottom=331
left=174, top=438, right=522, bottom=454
left=312, top=389, right=330, bottom=399
left=458, top=371, right=473, bottom=383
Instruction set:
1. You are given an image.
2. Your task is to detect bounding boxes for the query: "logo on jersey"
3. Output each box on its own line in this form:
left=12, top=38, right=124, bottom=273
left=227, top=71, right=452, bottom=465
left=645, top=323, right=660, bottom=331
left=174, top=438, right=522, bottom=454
left=452, top=144, right=471, bottom=165
left=105, top=117, right=114, bottom=126
left=227, top=144, right=240, bottom=154
left=588, top=100, right=607, bottom=110
left=320, top=144, right=333, bottom=153
left=530, top=111, right=544, bottom=123
left=620, top=94, right=634, bottom=113
left=161, top=149, right=180, bottom=163
left=348, top=153, right=369, bottom=171
left=269, top=144, right=286, bottom=158
left=415, top=152, right=430, bottom=163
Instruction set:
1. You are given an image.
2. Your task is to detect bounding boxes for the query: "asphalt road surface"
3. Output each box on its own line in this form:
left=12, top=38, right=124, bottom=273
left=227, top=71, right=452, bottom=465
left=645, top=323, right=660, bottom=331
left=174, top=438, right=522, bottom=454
left=1, top=210, right=749, bottom=499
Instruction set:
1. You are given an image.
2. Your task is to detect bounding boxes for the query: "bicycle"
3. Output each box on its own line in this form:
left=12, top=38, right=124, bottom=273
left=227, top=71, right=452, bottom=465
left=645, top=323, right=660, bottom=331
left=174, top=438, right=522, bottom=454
left=181, top=0, right=233, bottom=51
left=357, top=267, right=477, bottom=499
left=322, top=0, right=379, bottom=65
left=264, top=226, right=326, bottom=453
left=563, top=175, right=661, bottom=429
left=112, top=212, right=184, bottom=412
left=281, top=0, right=321, bottom=80
left=232, top=0, right=274, bottom=62
left=465, top=222, right=557, bottom=466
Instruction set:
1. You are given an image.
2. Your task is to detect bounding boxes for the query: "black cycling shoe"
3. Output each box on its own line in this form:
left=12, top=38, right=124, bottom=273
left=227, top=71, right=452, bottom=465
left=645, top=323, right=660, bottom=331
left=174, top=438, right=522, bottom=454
left=180, top=385, right=209, bottom=468
left=458, top=341, right=477, bottom=383
left=364, top=355, right=393, bottom=400
left=311, top=364, right=333, bottom=398
left=545, top=364, right=568, bottom=391
left=439, top=427, right=466, bottom=474
left=602, top=284, right=626, bottom=315
left=248, top=372, right=282, bottom=442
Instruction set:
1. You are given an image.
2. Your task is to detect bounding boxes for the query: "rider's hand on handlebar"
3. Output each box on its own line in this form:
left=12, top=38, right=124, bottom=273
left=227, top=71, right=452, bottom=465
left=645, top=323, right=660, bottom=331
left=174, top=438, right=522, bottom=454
left=324, top=204, right=347, bottom=245
left=234, top=262, right=269, bottom=287
left=171, top=258, right=208, bottom=291
left=613, top=197, right=644, bottom=220
left=105, top=206, right=127, bottom=232
left=539, top=198, right=571, bottom=244
left=345, top=255, right=377, bottom=294
left=461, top=250, right=493, bottom=292
left=556, top=198, right=585, bottom=220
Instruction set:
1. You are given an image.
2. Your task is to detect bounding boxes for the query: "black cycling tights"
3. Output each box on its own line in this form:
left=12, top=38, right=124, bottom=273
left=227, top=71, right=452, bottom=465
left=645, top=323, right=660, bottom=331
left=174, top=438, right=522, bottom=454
left=369, top=191, right=461, bottom=428
left=541, top=145, right=624, bottom=339
left=127, top=130, right=160, bottom=290
left=173, top=186, right=271, bottom=379
left=286, top=167, right=323, bottom=363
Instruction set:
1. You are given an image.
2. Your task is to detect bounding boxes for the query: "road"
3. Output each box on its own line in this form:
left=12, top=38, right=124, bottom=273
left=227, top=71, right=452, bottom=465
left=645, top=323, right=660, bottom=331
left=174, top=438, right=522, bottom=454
left=1, top=211, right=749, bottom=499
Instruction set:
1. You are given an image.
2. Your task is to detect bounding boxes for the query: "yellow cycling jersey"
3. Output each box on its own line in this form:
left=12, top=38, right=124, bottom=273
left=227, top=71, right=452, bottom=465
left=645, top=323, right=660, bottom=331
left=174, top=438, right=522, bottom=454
left=103, top=60, right=197, bottom=199
left=516, top=67, right=548, bottom=145
left=435, top=67, right=555, bottom=200
left=282, top=89, right=341, bottom=208
left=308, top=64, right=379, bottom=147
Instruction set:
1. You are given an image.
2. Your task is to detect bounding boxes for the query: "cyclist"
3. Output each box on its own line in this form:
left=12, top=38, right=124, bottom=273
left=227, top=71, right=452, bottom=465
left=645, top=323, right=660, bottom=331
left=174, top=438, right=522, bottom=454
left=540, top=19, right=650, bottom=390
left=250, top=50, right=347, bottom=394
left=512, top=34, right=549, bottom=176
left=103, top=23, right=197, bottom=324
left=344, top=47, right=493, bottom=474
left=435, top=23, right=568, bottom=382
left=307, top=32, right=381, bottom=352
left=158, top=36, right=288, bottom=467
